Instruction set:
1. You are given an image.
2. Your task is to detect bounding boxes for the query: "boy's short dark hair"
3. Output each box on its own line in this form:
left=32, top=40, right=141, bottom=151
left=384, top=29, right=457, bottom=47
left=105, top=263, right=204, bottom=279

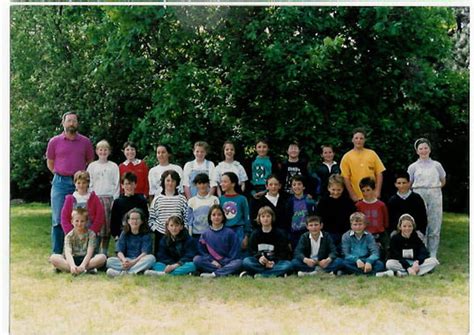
left=306, top=215, right=322, bottom=225
left=320, top=144, right=334, bottom=153
left=394, top=171, right=410, bottom=181
left=290, top=174, right=305, bottom=186
left=288, top=140, right=300, bottom=148
left=256, top=137, right=269, bottom=146
left=121, top=172, right=137, bottom=184
left=359, top=177, right=375, bottom=190
left=266, top=174, right=281, bottom=184
left=352, top=127, right=367, bottom=137
left=193, top=173, right=210, bottom=185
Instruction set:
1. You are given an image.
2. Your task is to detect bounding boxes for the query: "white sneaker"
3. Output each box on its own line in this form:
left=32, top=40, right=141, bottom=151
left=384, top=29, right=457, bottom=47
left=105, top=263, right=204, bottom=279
left=239, top=271, right=250, bottom=278
left=106, top=268, right=122, bottom=278
left=144, top=270, right=166, bottom=276
left=376, top=270, right=395, bottom=277
left=396, top=271, right=407, bottom=277
left=200, top=272, right=216, bottom=278
left=298, top=271, right=318, bottom=277
left=86, top=268, right=98, bottom=275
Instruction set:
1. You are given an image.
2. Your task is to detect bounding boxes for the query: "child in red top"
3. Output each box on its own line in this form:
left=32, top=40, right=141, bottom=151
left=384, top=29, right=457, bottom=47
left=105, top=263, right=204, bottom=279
left=119, top=141, right=149, bottom=199
left=356, top=177, right=389, bottom=260
left=61, top=170, right=105, bottom=236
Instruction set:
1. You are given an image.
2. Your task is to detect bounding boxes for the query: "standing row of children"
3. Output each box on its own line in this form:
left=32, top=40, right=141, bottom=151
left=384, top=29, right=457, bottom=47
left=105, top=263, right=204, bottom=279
left=49, top=131, right=445, bottom=279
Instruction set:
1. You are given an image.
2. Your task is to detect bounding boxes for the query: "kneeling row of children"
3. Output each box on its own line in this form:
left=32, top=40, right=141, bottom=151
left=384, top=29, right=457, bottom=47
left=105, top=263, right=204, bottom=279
left=50, top=206, right=438, bottom=278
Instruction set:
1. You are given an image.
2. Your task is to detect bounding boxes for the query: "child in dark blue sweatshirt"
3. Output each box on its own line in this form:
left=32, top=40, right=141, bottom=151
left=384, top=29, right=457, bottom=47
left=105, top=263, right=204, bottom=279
left=193, top=205, right=242, bottom=277
left=145, top=216, right=197, bottom=276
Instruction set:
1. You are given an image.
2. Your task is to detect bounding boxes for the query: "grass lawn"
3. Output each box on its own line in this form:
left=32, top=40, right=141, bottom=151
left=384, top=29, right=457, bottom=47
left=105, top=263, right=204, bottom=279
left=10, top=203, right=469, bottom=335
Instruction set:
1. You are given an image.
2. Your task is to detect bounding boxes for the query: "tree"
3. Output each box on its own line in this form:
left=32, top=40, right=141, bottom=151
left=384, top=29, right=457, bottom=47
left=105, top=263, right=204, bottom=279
left=11, top=7, right=468, bottom=211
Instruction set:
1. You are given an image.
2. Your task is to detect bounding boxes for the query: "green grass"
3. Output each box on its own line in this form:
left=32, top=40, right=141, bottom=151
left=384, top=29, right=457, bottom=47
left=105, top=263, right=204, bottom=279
left=10, top=203, right=469, bottom=334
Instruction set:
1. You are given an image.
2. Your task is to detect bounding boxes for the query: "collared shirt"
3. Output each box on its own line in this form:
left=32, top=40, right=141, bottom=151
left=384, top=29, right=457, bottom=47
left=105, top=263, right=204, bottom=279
left=309, top=232, right=323, bottom=259
left=342, top=230, right=380, bottom=264
left=265, top=193, right=279, bottom=207
left=397, top=190, right=412, bottom=200
left=121, top=159, right=142, bottom=166
left=46, top=132, right=94, bottom=176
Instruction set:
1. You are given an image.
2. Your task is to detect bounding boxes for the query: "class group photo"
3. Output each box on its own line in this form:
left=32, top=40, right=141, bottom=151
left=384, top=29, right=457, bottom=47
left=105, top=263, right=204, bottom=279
left=10, top=5, right=469, bottom=335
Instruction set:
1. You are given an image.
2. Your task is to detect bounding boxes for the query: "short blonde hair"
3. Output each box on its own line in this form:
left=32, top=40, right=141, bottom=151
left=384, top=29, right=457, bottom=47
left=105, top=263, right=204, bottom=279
left=256, top=206, right=275, bottom=225
left=349, top=212, right=366, bottom=224
left=328, top=174, right=344, bottom=188
left=96, top=139, right=111, bottom=150
left=73, top=170, right=90, bottom=184
left=71, top=207, right=88, bottom=221
left=194, top=141, right=209, bottom=152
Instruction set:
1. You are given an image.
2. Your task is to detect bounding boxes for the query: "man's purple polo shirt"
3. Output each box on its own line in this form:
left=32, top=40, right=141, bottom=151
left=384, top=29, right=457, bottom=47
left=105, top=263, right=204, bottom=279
left=46, top=132, right=94, bottom=176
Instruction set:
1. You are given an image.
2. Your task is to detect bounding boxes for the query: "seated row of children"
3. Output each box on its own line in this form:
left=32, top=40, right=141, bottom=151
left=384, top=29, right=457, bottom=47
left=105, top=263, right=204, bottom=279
left=50, top=203, right=438, bottom=278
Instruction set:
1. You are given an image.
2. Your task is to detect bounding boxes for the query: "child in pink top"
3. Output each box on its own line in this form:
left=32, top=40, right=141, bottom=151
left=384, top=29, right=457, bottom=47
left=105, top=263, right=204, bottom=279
left=61, top=171, right=105, bottom=237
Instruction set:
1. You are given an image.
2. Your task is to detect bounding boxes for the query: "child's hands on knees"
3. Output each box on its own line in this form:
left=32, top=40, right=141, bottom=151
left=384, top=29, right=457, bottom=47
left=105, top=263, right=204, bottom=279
left=122, top=258, right=132, bottom=270
left=363, top=262, right=372, bottom=273
left=70, top=265, right=79, bottom=274
left=259, top=255, right=269, bottom=266
left=319, top=258, right=331, bottom=268
left=303, top=257, right=317, bottom=268
left=211, top=260, right=222, bottom=268
left=265, top=261, right=275, bottom=269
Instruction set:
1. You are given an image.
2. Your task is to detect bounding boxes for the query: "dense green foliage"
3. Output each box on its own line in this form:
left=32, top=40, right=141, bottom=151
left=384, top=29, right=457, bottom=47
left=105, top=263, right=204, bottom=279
left=11, top=6, right=468, bottom=211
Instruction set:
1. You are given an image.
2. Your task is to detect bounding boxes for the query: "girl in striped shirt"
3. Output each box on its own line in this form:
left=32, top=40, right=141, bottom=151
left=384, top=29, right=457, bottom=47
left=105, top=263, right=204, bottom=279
left=148, top=170, right=188, bottom=254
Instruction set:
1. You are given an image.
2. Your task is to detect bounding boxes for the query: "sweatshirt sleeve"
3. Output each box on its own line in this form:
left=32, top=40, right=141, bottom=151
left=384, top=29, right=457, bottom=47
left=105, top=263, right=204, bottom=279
left=61, top=196, right=74, bottom=235
left=365, top=234, right=380, bottom=265
left=293, top=234, right=307, bottom=261
left=88, top=193, right=105, bottom=234
left=242, top=196, right=252, bottom=236
left=179, top=237, right=198, bottom=264
left=110, top=199, right=121, bottom=238
left=382, top=203, right=389, bottom=230
left=156, top=238, right=174, bottom=264
left=341, top=233, right=362, bottom=263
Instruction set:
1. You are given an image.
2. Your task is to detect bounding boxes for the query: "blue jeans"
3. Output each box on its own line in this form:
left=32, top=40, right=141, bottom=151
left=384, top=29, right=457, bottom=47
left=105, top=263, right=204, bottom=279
left=193, top=255, right=242, bottom=277
left=342, top=259, right=385, bottom=275
left=242, top=257, right=293, bottom=277
left=152, top=261, right=196, bottom=275
left=291, top=257, right=344, bottom=273
left=50, top=174, right=75, bottom=254
left=106, top=255, right=156, bottom=274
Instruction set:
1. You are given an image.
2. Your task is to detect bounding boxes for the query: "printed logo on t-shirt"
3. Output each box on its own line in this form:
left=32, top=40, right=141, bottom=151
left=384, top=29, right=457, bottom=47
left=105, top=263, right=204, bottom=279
left=223, top=201, right=238, bottom=220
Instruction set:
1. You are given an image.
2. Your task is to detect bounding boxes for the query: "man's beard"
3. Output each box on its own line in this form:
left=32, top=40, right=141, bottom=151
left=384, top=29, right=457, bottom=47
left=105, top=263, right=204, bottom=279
left=66, top=126, right=77, bottom=134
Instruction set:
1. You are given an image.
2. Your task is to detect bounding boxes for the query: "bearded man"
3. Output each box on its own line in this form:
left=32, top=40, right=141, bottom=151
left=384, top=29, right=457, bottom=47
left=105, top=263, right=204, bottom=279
left=45, top=112, right=94, bottom=254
